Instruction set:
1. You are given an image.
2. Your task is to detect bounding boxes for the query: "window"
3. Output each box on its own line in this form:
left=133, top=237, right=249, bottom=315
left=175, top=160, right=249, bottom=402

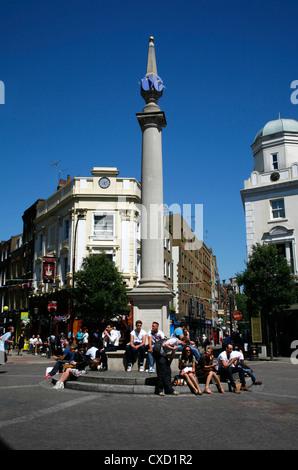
left=91, top=248, right=114, bottom=263
left=63, top=220, right=70, bottom=240
left=271, top=199, right=285, bottom=219
left=93, top=214, right=114, bottom=239
left=61, top=257, right=68, bottom=285
left=272, top=153, right=279, bottom=170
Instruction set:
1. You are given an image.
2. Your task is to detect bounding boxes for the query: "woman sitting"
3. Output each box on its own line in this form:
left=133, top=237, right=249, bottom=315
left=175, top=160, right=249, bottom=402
left=196, top=346, right=225, bottom=394
left=53, top=344, right=87, bottom=390
left=179, top=346, right=202, bottom=395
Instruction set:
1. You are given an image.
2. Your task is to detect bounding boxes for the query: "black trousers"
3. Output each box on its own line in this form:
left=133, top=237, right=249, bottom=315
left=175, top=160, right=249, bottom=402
left=218, top=366, right=246, bottom=388
left=98, top=346, right=118, bottom=369
left=154, top=353, right=174, bottom=394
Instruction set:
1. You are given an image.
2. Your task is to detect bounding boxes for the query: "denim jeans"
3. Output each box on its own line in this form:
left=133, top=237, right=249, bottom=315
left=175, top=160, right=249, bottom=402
left=148, top=350, right=154, bottom=368
left=49, top=360, right=68, bottom=377
left=242, top=366, right=257, bottom=383
left=126, top=344, right=146, bottom=366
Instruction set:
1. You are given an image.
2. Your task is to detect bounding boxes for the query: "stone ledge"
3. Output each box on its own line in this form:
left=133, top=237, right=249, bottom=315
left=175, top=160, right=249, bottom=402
left=105, top=350, right=182, bottom=371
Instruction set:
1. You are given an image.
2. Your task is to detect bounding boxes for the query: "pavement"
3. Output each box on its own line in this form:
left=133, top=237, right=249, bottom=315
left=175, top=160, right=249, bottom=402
left=1, top=349, right=298, bottom=451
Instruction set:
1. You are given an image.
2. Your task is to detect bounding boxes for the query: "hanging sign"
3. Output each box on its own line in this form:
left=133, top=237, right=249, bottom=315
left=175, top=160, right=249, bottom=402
left=43, top=256, right=56, bottom=283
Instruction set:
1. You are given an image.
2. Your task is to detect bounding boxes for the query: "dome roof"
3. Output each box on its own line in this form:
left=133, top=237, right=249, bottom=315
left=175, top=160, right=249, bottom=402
left=254, top=118, right=298, bottom=142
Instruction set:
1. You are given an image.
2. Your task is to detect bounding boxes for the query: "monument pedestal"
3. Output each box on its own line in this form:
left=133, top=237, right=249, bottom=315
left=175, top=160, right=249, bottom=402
left=129, top=283, right=173, bottom=338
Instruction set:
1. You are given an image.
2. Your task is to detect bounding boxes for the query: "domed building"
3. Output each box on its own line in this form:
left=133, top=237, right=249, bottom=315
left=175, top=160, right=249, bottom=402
left=241, top=117, right=298, bottom=355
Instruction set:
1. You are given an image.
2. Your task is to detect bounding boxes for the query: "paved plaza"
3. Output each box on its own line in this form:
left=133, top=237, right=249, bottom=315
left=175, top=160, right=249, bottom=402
left=0, top=351, right=298, bottom=453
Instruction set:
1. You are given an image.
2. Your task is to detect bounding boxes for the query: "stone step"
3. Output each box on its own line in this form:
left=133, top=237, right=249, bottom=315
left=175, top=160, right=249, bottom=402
left=52, top=370, right=252, bottom=395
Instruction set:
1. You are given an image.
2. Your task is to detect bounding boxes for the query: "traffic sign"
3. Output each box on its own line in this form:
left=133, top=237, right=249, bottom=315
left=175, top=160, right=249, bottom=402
left=233, top=310, right=243, bottom=321
left=48, top=302, right=57, bottom=312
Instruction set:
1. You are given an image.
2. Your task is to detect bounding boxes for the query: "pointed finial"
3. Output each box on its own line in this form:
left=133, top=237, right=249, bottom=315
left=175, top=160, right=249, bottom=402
left=146, top=36, right=157, bottom=77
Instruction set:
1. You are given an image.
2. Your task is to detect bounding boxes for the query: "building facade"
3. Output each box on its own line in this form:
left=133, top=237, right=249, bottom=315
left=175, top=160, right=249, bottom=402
left=241, top=118, right=298, bottom=355
left=170, top=213, right=220, bottom=342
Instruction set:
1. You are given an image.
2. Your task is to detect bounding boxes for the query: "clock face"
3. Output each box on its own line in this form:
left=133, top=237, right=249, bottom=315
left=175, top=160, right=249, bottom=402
left=153, top=75, right=164, bottom=92
left=99, top=177, right=110, bottom=189
left=141, top=74, right=154, bottom=91
left=271, top=172, right=280, bottom=182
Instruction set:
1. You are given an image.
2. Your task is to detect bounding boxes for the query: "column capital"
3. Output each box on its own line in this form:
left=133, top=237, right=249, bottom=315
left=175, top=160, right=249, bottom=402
left=136, top=110, right=167, bottom=131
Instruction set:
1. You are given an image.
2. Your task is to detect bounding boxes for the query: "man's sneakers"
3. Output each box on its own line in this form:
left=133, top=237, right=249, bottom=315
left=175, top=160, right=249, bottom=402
left=126, top=364, right=145, bottom=372
left=44, top=374, right=52, bottom=379
left=148, top=367, right=155, bottom=373
left=53, top=381, right=64, bottom=390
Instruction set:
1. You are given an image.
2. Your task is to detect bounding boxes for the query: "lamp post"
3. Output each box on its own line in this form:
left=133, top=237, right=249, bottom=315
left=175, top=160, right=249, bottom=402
left=70, top=212, right=85, bottom=342
left=227, top=285, right=234, bottom=336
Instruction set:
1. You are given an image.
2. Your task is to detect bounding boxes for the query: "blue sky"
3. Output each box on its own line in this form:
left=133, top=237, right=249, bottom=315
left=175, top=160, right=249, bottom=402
left=1, top=0, right=298, bottom=281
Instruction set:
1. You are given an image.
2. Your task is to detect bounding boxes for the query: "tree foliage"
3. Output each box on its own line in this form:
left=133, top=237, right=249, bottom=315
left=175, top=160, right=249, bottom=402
left=236, top=243, right=297, bottom=318
left=72, top=253, right=129, bottom=323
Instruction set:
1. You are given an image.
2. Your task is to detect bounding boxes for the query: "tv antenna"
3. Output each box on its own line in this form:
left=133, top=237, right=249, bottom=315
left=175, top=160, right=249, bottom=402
left=50, top=160, right=62, bottom=190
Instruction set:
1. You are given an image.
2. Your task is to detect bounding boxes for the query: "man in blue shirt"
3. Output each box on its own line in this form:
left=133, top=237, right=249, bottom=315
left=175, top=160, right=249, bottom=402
left=0, top=326, right=14, bottom=363
left=173, top=323, right=200, bottom=361
left=44, top=342, right=76, bottom=378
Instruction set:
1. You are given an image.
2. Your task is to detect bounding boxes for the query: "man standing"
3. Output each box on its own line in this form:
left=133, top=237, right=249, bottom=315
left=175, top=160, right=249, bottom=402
left=126, top=320, right=146, bottom=372
left=0, top=326, right=14, bottom=363
left=153, top=336, right=188, bottom=396
left=217, top=343, right=251, bottom=393
left=98, top=324, right=119, bottom=371
left=147, top=322, right=165, bottom=373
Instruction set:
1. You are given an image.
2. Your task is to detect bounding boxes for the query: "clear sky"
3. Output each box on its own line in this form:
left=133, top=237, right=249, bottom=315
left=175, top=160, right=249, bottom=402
left=1, top=0, right=298, bottom=281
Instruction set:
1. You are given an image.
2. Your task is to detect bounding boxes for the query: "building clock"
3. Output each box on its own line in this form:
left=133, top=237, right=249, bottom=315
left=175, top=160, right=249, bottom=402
left=98, top=177, right=110, bottom=189
left=270, top=172, right=280, bottom=182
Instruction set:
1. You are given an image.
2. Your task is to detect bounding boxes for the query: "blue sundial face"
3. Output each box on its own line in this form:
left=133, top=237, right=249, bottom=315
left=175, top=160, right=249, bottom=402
left=141, top=74, right=154, bottom=91
left=153, top=75, right=163, bottom=92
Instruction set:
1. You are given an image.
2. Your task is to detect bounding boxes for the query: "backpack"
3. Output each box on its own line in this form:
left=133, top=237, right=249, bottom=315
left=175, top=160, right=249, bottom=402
left=153, top=338, right=167, bottom=356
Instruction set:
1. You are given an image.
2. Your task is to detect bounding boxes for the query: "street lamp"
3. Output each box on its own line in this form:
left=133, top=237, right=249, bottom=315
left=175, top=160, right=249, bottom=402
left=227, top=285, right=234, bottom=335
left=70, top=212, right=85, bottom=341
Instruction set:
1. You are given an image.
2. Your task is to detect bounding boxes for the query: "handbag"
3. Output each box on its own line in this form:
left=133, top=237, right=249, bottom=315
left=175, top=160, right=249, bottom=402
left=172, top=375, right=185, bottom=386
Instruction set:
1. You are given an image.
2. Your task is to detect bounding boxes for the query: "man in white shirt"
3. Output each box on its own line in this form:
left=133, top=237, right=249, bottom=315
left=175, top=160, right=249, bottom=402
left=29, top=335, right=36, bottom=354
left=85, top=346, right=99, bottom=360
left=147, top=322, right=165, bottom=373
left=98, top=324, right=119, bottom=371
left=0, top=326, right=14, bottom=363
left=126, top=320, right=147, bottom=372
left=217, top=343, right=251, bottom=393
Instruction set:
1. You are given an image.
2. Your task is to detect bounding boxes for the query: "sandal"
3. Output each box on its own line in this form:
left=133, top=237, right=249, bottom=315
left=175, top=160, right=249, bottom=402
left=203, top=388, right=214, bottom=394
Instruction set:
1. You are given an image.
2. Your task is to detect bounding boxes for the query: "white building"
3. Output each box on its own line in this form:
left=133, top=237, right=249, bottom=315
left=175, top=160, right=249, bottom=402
left=33, top=167, right=142, bottom=295
left=241, top=118, right=298, bottom=276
